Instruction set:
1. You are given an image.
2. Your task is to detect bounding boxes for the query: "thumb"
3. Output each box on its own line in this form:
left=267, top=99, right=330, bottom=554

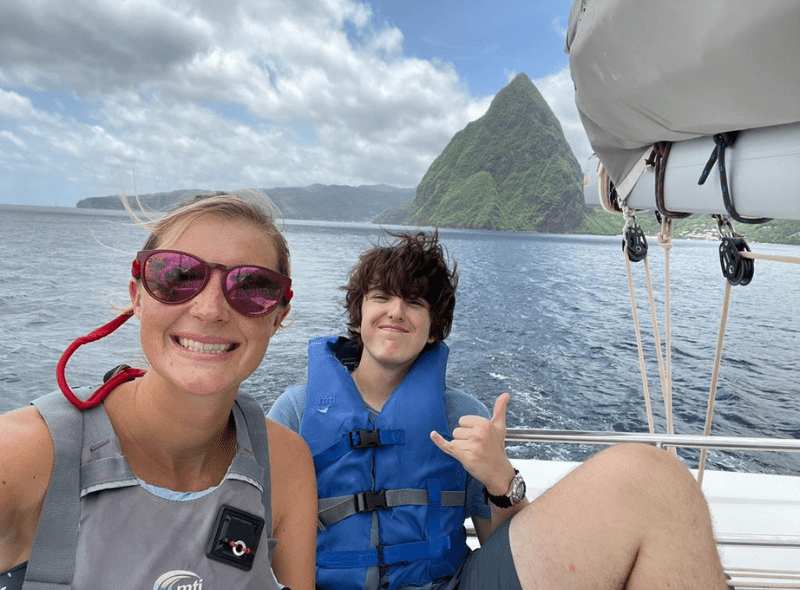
left=491, top=392, right=510, bottom=431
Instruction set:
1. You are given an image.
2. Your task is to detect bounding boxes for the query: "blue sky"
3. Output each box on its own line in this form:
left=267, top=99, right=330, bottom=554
left=369, top=1, right=572, bottom=96
left=0, top=0, right=589, bottom=207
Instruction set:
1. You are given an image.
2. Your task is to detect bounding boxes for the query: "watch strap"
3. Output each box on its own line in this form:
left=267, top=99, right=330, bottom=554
left=484, top=469, right=519, bottom=508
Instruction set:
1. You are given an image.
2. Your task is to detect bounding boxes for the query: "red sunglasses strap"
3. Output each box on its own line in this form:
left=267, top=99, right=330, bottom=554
left=57, top=312, right=146, bottom=411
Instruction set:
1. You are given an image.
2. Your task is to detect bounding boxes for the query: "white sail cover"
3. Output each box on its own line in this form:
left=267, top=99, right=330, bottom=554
left=566, top=0, right=800, bottom=190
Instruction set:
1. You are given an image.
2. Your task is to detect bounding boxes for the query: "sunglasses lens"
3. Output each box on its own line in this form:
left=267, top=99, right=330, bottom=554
left=144, top=252, right=207, bottom=303
left=225, top=267, right=283, bottom=316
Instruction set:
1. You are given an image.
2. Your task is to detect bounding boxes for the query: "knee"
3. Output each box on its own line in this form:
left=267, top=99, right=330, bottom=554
left=594, top=442, right=684, bottom=471
left=582, top=443, right=695, bottom=489
left=586, top=443, right=703, bottom=504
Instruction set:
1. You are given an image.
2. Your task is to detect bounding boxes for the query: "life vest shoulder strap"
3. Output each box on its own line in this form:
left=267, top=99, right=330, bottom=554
left=25, top=392, right=85, bottom=589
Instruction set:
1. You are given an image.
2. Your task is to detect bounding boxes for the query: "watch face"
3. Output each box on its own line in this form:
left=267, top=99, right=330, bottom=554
left=511, top=474, right=526, bottom=504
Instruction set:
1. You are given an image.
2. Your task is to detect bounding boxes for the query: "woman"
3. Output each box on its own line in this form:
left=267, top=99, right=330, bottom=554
left=0, top=193, right=317, bottom=590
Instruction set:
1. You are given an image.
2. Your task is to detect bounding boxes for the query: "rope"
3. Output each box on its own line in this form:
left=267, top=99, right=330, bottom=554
left=618, top=206, right=796, bottom=483
left=647, top=141, right=691, bottom=220
left=740, top=250, right=800, bottom=264
left=642, top=256, right=672, bottom=441
left=624, top=252, right=656, bottom=433
left=622, top=218, right=679, bottom=446
left=696, top=245, right=798, bottom=484
left=656, top=218, right=677, bottom=453
left=57, top=312, right=146, bottom=410
left=697, top=281, right=732, bottom=486
left=698, top=132, right=771, bottom=225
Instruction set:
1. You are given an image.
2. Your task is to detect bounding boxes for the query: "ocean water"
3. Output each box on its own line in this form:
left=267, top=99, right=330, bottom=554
left=1, top=204, right=798, bottom=475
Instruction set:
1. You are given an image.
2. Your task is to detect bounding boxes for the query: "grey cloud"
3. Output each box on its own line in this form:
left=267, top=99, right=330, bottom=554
left=0, top=0, right=530, bottom=203
left=0, top=1, right=213, bottom=93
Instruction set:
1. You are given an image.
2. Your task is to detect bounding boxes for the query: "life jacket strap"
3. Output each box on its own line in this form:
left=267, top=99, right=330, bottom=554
left=312, top=429, right=405, bottom=472
left=318, top=489, right=466, bottom=527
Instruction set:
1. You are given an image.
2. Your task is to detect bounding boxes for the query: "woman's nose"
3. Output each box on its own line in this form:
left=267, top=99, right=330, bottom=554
left=190, top=270, right=230, bottom=320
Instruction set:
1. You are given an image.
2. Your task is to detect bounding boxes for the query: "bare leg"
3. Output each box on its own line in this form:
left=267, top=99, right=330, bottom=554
left=509, top=443, right=727, bottom=590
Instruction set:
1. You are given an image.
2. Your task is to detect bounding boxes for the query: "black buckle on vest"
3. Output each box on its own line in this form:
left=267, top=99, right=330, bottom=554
left=354, top=489, right=388, bottom=513
left=205, top=505, right=264, bottom=571
left=349, top=429, right=382, bottom=449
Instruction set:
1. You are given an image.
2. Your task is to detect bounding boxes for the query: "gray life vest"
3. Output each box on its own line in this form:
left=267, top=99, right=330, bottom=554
left=22, top=391, right=284, bottom=590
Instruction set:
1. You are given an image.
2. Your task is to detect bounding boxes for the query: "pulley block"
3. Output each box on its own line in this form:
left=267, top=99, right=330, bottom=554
left=718, top=236, right=754, bottom=286
left=623, top=225, right=648, bottom=262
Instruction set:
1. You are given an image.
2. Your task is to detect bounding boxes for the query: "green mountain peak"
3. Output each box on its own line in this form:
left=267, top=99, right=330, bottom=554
left=408, top=73, right=586, bottom=232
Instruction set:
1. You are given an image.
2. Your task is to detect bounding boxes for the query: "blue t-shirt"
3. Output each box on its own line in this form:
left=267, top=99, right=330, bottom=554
left=1, top=562, right=26, bottom=590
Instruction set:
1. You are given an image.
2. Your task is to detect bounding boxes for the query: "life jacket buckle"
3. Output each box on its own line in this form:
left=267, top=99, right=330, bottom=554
left=354, top=489, right=388, bottom=513
left=349, top=429, right=382, bottom=449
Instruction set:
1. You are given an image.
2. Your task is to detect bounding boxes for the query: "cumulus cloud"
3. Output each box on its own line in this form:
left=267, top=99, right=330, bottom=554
left=550, top=16, right=568, bottom=39
left=0, top=89, right=40, bottom=119
left=0, top=130, right=27, bottom=149
left=0, top=0, right=213, bottom=92
left=0, top=0, right=582, bottom=205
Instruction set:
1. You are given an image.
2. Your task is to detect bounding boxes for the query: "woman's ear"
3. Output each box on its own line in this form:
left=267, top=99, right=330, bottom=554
left=274, top=304, right=291, bottom=328
left=130, top=280, right=142, bottom=318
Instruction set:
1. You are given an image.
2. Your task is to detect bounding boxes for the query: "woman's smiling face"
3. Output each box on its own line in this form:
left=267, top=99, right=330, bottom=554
left=131, top=213, right=288, bottom=399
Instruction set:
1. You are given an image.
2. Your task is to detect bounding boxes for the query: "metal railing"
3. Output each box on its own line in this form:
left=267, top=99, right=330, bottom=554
left=504, top=428, right=800, bottom=452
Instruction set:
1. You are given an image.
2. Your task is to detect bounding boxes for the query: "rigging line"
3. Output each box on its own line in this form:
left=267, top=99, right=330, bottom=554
left=698, top=280, right=732, bottom=487
left=657, top=218, right=677, bottom=453
left=647, top=141, right=691, bottom=220
left=624, top=251, right=656, bottom=433
left=642, top=256, right=673, bottom=442
left=739, top=251, right=800, bottom=265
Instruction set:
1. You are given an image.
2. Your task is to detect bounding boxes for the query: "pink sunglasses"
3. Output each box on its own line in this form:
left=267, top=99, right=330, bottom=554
left=132, top=249, right=293, bottom=317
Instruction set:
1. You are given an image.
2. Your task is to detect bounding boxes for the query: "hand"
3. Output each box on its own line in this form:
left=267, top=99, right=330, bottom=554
left=430, top=393, right=515, bottom=495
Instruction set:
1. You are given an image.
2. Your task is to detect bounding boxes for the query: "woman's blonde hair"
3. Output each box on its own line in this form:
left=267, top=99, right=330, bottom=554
left=123, top=190, right=291, bottom=320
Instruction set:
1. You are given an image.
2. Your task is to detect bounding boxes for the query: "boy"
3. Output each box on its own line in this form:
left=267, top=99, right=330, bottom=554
left=269, top=231, right=728, bottom=590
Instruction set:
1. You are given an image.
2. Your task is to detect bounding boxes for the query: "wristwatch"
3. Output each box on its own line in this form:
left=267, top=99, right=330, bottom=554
left=484, top=469, right=526, bottom=508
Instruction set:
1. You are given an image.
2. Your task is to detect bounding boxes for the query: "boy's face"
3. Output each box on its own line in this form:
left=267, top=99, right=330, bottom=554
left=357, top=288, right=436, bottom=375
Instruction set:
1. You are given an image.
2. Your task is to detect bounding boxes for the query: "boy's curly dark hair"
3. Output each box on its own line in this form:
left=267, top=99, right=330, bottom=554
left=344, top=231, right=458, bottom=352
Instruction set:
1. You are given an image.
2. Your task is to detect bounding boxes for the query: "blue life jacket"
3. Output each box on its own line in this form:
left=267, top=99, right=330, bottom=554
left=299, top=336, right=470, bottom=590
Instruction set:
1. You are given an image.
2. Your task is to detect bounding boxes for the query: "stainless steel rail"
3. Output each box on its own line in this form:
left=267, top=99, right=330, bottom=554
left=718, top=534, right=800, bottom=548
left=505, top=429, right=800, bottom=453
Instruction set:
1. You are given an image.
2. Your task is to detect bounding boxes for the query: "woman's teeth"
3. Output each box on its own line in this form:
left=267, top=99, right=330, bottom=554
left=178, top=338, right=234, bottom=353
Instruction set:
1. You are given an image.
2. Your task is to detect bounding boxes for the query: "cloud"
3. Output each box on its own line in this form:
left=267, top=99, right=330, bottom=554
left=534, top=67, right=592, bottom=169
left=1, top=0, right=495, bottom=203
left=551, top=15, right=568, bottom=39
left=0, top=88, right=39, bottom=119
left=0, top=0, right=213, bottom=93
left=0, top=130, right=27, bottom=152
left=0, top=0, right=581, bottom=206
